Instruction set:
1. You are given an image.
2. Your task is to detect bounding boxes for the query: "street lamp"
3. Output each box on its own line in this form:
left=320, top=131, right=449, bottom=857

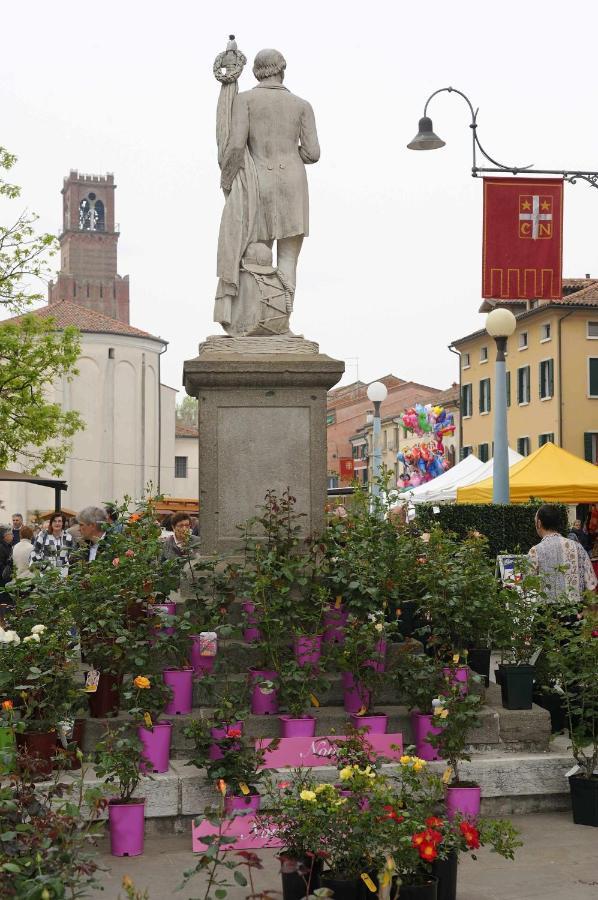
left=486, top=307, right=517, bottom=504
left=366, top=381, right=388, bottom=499
left=407, top=86, right=598, bottom=188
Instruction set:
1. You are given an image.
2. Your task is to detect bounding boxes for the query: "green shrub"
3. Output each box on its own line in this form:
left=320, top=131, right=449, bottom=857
left=415, top=503, right=568, bottom=556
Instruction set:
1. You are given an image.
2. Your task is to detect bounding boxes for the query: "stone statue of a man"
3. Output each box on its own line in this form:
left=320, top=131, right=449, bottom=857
left=214, top=45, right=320, bottom=334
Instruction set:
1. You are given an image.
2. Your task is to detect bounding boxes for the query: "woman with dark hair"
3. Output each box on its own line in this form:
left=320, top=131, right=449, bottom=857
left=31, top=511, right=76, bottom=574
left=529, top=504, right=597, bottom=603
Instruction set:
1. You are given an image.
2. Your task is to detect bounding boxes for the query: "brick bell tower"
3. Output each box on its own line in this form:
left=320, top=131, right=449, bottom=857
left=48, top=170, right=130, bottom=323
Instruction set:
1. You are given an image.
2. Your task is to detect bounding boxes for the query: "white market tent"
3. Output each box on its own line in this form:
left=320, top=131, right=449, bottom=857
left=394, top=448, right=523, bottom=505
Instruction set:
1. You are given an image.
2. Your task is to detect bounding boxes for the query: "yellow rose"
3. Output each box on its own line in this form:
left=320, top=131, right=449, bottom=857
left=400, top=755, right=412, bottom=765
left=440, top=708, right=449, bottom=719
left=315, top=783, right=328, bottom=793
left=412, top=760, right=426, bottom=773
left=339, top=767, right=353, bottom=781
left=133, top=675, right=151, bottom=690
left=300, top=789, right=317, bottom=802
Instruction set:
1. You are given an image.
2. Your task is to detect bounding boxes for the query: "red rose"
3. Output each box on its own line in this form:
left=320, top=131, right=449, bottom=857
left=226, top=728, right=242, bottom=739
left=592, top=630, right=598, bottom=638
left=425, top=816, right=444, bottom=828
left=418, top=842, right=438, bottom=862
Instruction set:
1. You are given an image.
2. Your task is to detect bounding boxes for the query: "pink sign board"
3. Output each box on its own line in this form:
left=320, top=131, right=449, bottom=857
left=192, top=813, right=282, bottom=852
left=257, top=733, right=403, bottom=769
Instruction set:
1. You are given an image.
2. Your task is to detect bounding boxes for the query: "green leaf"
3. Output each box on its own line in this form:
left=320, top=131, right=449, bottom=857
left=215, top=890, right=228, bottom=898
left=2, top=862, right=21, bottom=872
left=233, top=871, right=248, bottom=887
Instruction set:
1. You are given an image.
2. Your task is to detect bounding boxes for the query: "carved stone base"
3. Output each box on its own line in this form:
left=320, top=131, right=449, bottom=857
left=183, top=340, right=344, bottom=554
left=199, top=333, right=319, bottom=355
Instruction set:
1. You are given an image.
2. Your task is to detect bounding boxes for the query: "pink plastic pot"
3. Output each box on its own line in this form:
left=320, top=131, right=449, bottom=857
left=445, top=784, right=481, bottom=820
left=189, top=635, right=216, bottom=676
left=411, top=711, right=442, bottom=762
left=279, top=715, right=316, bottom=737
left=442, top=665, right=470, bottom=696
left=163, top=668, right=193, bottom=715
left=224, top=793, right=261, bottom=815
left=293, top=634, right=322, bottom=668
left=151, top=602, right=176, bottom=636
left=108, top=799, right=145, bottom=857
left=365, top=639, right=387, bottom=673
left=242, top=601, right=262, bottom=643
left=209, top=721, right=244, bottom=761
left=349, top=713, right=388, bottom=734
left=323, top=604, right=349, bottom=644
left=342, top=673, right=371, bottom=715
left=137, top=723, right=172, bottom=774
left=249, top=669, right=279, bottom=715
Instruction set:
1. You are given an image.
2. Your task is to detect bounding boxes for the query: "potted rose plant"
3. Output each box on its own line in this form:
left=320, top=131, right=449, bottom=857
left=337, top=613, right=394, bottom=731
left=395, top=646, right=447, bottom=761
left=122, top=673, right=173, bottom=773
left=95, top=725, right=147, bottom=857
left=148, top=610, right=194, bottom=715
left=278, top=659, right=327, bottom=737
left=494, top=567, right=544, bottom=710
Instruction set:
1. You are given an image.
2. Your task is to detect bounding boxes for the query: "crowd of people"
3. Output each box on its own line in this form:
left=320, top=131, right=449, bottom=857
left=0, top=507, right=200, bottom=606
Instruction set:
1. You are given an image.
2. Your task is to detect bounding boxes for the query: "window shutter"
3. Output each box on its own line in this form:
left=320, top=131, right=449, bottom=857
left=506, top=372, right=511, bottom=407
left=538, top=362, right=543, bottom=398
left=584, top=432, right=594, bottom=462
left=517, top=368, right=523, bottom=403
left=590, top=359, right=598, bottom=397
left=487, top=379, right=491, bottom=412
left=479, top=381, right=483, bottom=413
left=525, top=366, right=531, bottom=403
left=549, top=359, right=554, bottom=397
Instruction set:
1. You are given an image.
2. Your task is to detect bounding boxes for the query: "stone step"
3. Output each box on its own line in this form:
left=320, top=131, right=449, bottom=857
left=81, top=688, right=550, bottom=758
left=44, top=737, right=576, bottom=826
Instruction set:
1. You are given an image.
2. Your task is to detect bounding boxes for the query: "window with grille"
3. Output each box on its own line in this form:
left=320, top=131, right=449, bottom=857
left=587, top=321, right=598, bottom=338
left=519, top=332, right=528, bottom=349
left=479, top=378, right=491, bottom=414
left=174, top=456, right=188, bottom=478
left=517, top=366, right=531, bottom=404
left=478, top=443, right=489, bottom=463
left=461, top=383, right=473, bottom=417
left=462, top=353, right=470, bottom=368
left=541, top=323, right=551, bottom=341
left=480, top=346, right=488, bottom=362
left=539, top=433, right=554, bottom=447
left=539, top=359, right=554, bottom=399
left=584, top=432, right=598, bottom=463
left=461, top=446, right=473, bottom=459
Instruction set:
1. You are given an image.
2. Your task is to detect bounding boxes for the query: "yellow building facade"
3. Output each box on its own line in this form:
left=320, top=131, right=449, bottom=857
left=451, top=283, right=598, bottom=464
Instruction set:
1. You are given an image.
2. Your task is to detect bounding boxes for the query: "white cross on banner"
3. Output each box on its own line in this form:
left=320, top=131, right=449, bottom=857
left=519, top=195, right=552, bottom=240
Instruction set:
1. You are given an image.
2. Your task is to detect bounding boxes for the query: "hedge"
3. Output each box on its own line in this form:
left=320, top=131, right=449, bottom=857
left=414, top=502, right=569, bottom=557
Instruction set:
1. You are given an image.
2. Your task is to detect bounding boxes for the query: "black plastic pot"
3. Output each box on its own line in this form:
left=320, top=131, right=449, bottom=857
left=499, top=664, right=535, bottom=710
left=467, top=648, right=490, bottom=687
left=532, top=689, right=566, bottom=733
left=432, top=851, right=458, bottom=900
left=280, top=856, right=322, bottom=900
left=398, top=600, right=418, bottom=639
left=320, top=875, right=363, bottom=900
left=395, top=876, right=438, bottom=899
left=569, top=775, right=598, bottom=827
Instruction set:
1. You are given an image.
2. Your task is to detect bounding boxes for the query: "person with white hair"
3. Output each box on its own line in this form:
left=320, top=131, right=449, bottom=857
left=77, top=506, right=109, bottom=562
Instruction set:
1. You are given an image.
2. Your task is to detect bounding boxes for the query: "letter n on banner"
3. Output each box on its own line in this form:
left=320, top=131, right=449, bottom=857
left=482, top=178, right=563, bottom=300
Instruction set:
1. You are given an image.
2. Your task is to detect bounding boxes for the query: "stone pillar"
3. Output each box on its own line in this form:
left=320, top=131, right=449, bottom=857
left=183, top=335, right=344, bottom=554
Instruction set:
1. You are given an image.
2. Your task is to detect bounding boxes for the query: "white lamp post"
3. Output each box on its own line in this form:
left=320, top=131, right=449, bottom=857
left=485, top=307, right=517, bottom=504
left=366, top=381, right=388, bottom=500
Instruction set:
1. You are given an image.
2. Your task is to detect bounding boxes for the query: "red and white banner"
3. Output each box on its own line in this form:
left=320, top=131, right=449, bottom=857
left=339, top=457, right=355, bottom=483
left=482, top=177, right=563, bottom=300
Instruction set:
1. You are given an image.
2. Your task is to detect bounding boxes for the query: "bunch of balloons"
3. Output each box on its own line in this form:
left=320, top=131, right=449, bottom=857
left=400, top=404, right=456, bottom=443
left=397, top=441, right=450, bottom=487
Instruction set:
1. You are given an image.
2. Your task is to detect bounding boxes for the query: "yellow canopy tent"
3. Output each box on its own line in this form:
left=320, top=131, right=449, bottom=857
left=456, top=442, right=598, bottom=504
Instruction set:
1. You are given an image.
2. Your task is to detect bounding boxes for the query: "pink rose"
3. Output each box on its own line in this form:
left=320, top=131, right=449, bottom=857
left=125, top=549, right=135, bottom=558
left=112, top=557, right=120, bottom=567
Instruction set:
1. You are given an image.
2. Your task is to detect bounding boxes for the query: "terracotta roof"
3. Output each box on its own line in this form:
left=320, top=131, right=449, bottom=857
left=558, top=281, right=598, bottom=305
left=175, top=423, right=198, bottom=437
left=4, top=300, right=165, bottom=342
left=433, top=384, right=460, bottom=405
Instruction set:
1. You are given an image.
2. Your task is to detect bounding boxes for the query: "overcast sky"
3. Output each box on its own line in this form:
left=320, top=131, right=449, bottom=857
left=4, top=0, right=598, bottom=395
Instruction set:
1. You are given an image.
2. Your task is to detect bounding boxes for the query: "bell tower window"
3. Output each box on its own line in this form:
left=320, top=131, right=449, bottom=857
left=79, top=193, right=105, bottom=232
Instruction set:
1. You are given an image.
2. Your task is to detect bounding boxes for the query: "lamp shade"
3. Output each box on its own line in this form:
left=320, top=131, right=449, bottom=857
left=367, top=381, right=388, bottom=403
left=407, top=116, right=446, bottom=151
left=486, top=307, right=517, bottom=338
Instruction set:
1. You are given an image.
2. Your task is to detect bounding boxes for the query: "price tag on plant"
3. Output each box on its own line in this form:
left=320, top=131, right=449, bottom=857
left=309, top=693, right=320, bottom=708
left=199, top=631, right=218, bottom=657
left=239, top=781, right=250, bottom=795
left=361, top=874, right=377, bottom=892
left=335, top=596, right=342, bottom=609
left=84, top=668, right=99, bottom=693
left=144, top=712, right=153, bottom=728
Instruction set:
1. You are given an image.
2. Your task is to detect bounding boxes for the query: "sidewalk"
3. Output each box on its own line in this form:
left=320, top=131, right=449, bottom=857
left=93, top=811, right=598, bottom=900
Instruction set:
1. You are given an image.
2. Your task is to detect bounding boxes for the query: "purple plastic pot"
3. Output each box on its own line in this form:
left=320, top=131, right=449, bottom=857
left=442, top=665, right=470, bottom=696
left=293, top=634, right=322, bottom=668
left=445, top=784, right=481, bottom=820
left=224, top=793, right=261, bottom=815
left=108, top=799, right=145, bottom=857
left=279, top=715, right=316, bottom=737
left=189, top=635, right=216, bottom=676
left=209, top=721, right=244, bottom=761
left=242, top=601, right=262, bottom=643
left=411, top=711, right=443, bottom=761
left=323, top=604, right=349, bottom=644
left=349, top=712, right=388, bottom=734
left=249, top=669, right=279, bottom=715
left=137, top=722, right=172, bottom=774
left=163, top=668, right=193, bottom=715
left=342, top=673, right=371, bottom=715
left=365, top=639, right=387, bottom=673
left=151, top=602, right=176, bottom=637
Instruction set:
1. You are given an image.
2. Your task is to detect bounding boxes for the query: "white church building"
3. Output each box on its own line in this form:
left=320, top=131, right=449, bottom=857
left=1, top=171, right=198, bottom=517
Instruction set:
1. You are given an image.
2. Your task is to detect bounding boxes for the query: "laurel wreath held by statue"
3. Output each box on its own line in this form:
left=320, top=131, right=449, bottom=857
left=213, top=50, right=246, bottom=84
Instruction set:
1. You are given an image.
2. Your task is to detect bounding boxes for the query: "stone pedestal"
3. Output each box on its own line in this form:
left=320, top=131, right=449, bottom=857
left=183, top=335, right=344, bottom=554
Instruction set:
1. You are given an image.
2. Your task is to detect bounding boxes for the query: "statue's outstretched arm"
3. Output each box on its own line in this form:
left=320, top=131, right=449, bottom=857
left=221, top=94, right=250, bottom=191
left=298, top=101, right=320, bottom=164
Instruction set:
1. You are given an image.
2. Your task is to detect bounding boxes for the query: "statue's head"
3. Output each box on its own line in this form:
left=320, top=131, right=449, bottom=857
left=253, top=49, right=286, bottom=82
